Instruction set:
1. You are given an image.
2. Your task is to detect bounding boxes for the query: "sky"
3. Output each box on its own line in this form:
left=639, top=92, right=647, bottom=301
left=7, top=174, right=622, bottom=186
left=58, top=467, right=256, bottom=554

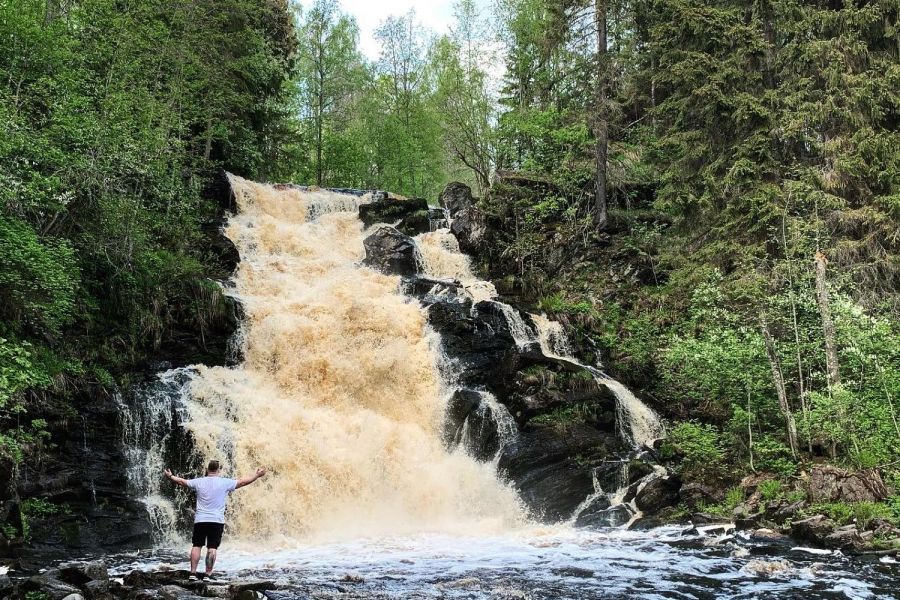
left=297, top=0, right=475, bottom=60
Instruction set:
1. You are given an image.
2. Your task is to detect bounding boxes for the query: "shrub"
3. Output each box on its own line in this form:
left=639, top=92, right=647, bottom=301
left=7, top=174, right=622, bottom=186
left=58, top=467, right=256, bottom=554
left=665, top=421, right=725, bottom=478
left=758, top=479, right=783, bottom=502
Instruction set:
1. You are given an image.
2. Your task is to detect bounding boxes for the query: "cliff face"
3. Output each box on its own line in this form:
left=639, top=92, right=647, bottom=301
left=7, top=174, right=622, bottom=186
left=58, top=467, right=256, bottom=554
left=1, top=172, right=242, bottom=566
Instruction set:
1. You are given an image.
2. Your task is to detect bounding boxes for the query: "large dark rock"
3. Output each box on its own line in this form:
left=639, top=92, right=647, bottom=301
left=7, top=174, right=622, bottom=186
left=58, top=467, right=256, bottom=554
left=806, top=466, right=889, bottom=503
left=439, top=182, right=485, bottom=254
left=509, top=364, right=616, bottom=430
left=790, top=514, right=837, bottom=546
left=13, top=386, right=153, bottom=566
left=575, top=501, right=633, bottom=528
left=57, top=560, right=108, bottom=586
left=426, top=300, right=520, bottom=390
left=359, top=196, right=430, bottom=236
left=200, top=217, right=240, bottom=276
left=362, top=226, right=419, bottom=276
left=680, top=483, right=725, bottom=511
left=400, top=275, right=464, bottom=304
left=634, top=474, right=681, bottom=513
left=439, top=182, right=475, bottom=217
left=791, top=514, right=866, bottom=550
left=22, top=572, right=82, bottom=600
left=500, top=424, right=609, bottom=521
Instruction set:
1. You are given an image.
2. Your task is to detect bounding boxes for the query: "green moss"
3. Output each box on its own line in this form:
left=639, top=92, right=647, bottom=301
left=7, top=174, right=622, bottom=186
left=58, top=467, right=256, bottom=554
left=530, top=405, right=582, bottom=426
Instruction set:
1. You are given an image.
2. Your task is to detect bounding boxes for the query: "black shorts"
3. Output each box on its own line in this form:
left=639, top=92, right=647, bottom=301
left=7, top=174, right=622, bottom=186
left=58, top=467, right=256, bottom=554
left=191, top=522, right=225, bottom=549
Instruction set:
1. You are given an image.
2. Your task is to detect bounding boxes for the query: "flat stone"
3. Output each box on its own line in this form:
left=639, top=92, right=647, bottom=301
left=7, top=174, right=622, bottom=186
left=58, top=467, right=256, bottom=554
left=58, top=559, right=109, bottom=585
left=23, top=574, right=81, bottom=600
left=229, top=580, right=277, bottom=594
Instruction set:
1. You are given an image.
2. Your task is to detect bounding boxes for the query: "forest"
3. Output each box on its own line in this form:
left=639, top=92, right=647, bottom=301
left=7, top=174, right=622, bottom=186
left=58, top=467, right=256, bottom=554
left=1, top=0, right=898, bottom=548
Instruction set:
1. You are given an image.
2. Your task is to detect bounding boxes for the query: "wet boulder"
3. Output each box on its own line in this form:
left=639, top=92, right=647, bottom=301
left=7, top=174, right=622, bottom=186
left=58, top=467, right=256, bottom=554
left=576, top=501, right=633, bottom=528
left=57, top=560, right=108, bottom=586
left=510, top=364, right=616, bottom=430
left=806, top=466, right=888, bottom=503
left=500, top=423, right=609, bottom=522
left=790, top=514, right=836, bottom=546
left=359, top=196, right=430, bottom=235
left=200, top=217, right=240, bottom=276
left=634, top=474, right=681, bottom=514
left=362, top=226, right=419, bottom=276
left=426, top=300, right=520, bottom=388
left=400, top=275, right=464, bottom=304
left=443, top=389, right=482, bottom=446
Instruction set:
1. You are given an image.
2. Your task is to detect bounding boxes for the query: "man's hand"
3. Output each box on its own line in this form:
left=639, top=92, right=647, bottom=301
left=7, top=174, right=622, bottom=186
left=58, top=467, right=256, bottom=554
left=236, top=467, right=268, bottom=489
left=164, top=468, right=189, bottom=488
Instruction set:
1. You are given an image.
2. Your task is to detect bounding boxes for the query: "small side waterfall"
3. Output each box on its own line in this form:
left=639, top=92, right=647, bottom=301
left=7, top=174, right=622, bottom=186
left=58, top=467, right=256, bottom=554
left=415, top=230, right=497, bottom=302
left=119, top=368, right=196, bottom=543
left=530, top=316, right=666, bottom=450
left=414, top=226, right=665, bottom=452
left=455, top=391, right=519, bottom=463
left=531, top=313, right=574, bottom=359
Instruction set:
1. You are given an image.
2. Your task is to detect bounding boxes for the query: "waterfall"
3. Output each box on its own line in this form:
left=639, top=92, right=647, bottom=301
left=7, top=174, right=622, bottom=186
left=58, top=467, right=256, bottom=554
left=531, top=311, right=666, bottom=450
left=155, top=175, right=526, bottom=543
left=531, top=313, right=575, bottom=359
left=415, top=224, right=664, bottom=451
left=456, top=391, right=519, bottom=463
left=415, top=229, right=497, bottom=302
left=600, top=377, right=667, bottom=450
left=120, top=368, right=196, bottom=543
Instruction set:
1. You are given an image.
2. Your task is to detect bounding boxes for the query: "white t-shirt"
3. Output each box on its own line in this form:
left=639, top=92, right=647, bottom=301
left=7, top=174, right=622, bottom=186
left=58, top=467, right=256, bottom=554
left=187, top=476, right=238, bottom=523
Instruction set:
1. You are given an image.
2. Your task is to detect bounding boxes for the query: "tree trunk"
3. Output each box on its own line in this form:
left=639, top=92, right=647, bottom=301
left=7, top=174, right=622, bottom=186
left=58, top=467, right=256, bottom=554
left=760, top=311, right=799, bottom=456
left=814, top=251, right=840, bottom=386
left=593, top=0, right=608, bottom=231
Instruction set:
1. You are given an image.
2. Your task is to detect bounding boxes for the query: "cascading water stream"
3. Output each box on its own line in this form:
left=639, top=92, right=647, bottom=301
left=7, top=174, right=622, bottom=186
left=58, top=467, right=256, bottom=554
left=125, top=176, right=525, bottom=545
left=412, top=225, right=667, bottom=526
left=110, top=186, right=899, bottom=599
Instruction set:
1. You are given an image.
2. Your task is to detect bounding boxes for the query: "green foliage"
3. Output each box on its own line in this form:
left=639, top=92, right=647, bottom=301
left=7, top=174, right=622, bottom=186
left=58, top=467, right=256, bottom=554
left=530, top=405, right=582, bottom=426
left=538, top=293, right=596, bottom=316
left=664, top=422, right=725, bottom=478
left=0, top=0, right=298, bottom=478
left=702, top=487, right=744, bottom=517
left=804, top=502, right=897, bottom=529
left=20, top=497, right=66, bottom=541
left=758, top=480, right=783, bottom=503
left=0, top=217, right=78, bottom=333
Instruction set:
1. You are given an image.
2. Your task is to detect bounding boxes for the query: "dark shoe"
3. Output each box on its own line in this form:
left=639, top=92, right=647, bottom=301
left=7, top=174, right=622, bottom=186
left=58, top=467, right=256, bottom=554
left=188, top=574, right=199, bottom=581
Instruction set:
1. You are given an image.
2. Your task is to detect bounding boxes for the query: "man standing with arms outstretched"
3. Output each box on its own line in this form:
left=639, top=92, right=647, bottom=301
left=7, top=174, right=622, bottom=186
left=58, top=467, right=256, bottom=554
left=164, top=460, right=267, bottom=581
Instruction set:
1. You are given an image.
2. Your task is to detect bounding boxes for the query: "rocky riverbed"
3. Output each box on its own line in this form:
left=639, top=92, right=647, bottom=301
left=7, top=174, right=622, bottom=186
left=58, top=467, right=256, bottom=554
left=3, top=526, right=898, bottom=600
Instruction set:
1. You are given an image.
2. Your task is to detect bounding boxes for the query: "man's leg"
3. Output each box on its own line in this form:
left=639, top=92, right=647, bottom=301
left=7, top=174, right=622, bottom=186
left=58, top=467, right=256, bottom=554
left=205, top=523, right=224, bottom=576
left=205, top=548, right=217, bottom=575
left=190, top=546, right=202, bottom=574
left=190, top=523, right=206, bottom=575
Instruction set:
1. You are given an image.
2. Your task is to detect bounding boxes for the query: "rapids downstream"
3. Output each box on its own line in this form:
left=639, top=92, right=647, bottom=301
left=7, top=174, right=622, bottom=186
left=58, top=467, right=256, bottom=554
left=113, top=179, right=898, bottom=599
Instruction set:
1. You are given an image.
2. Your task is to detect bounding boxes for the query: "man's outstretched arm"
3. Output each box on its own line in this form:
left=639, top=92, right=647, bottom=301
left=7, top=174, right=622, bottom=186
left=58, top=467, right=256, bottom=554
left=235, top=467, right=267, bottom=489
left=164, top=468, right=191, bottom=488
